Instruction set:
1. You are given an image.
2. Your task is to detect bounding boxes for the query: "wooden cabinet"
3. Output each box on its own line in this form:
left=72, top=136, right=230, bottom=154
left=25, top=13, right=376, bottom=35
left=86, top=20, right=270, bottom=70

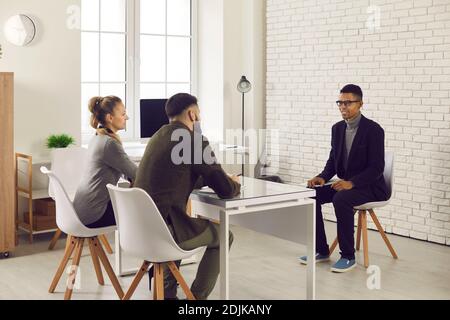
left=0, top=72, right=15, bottom=257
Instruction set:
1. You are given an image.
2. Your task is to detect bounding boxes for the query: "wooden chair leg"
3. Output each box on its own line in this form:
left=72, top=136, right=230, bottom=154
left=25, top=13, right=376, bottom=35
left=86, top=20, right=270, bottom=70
left=152, top=264, right=157, bottom=300
left=329, top=237, right=338, bottom=255
left=99, top=234, right=113, bottom=254
left=167, top=261, right=196, bottom=300
left=369, top=210, right=398, bottom=259
left=92, top=237, right=124, bottom=299
left=123, top=261, right=151, bottom=300
left=153, top=272, right=157, bottom=301
left=64, top=238, right=85, bottom=300
left=154, top=263, right=164, bottom=300
left=65, top=235, right=73, bottom=253
left=49, top=235, right=76, bottom=293
left=48, top=228, right=63, bottom=250
left=356, top=212, right=362, bottom=251
left=361, top=211, right=369, bottom=268
left=88, top=238, right=104, bottom=285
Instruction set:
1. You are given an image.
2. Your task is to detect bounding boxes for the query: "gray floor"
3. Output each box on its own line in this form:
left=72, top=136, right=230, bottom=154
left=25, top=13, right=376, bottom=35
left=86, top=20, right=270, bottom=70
left=1, top=221, right=449, bottom=300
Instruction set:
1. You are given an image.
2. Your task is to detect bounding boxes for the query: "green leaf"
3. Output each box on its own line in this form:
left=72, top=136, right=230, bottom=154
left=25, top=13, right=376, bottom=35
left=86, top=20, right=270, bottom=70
left=46, top=134, right=76, bottom=149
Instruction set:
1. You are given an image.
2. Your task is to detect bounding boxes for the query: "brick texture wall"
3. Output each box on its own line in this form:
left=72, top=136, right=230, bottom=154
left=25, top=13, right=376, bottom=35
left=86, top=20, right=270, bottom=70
left=266, top=0, right=450, bottom=245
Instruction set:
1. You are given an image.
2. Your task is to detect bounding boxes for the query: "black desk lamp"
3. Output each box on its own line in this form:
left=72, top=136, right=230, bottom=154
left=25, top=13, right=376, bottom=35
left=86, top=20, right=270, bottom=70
left=237, top=75, right=252, bottom=176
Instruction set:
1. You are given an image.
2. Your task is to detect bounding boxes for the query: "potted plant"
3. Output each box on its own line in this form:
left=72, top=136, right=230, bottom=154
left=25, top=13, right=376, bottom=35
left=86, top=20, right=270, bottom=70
left=46, top=134, right=75, bottom=149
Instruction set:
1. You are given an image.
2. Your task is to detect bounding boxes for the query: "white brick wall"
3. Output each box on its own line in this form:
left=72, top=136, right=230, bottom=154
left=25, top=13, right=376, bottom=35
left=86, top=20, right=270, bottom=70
left=266, top=0, right=450, bottom=245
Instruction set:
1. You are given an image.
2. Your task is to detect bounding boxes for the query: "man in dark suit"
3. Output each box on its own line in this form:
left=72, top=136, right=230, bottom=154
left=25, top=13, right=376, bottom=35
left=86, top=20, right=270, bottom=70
left=299, top=84, right=389, bottom=272
left=135, top=93, right=241, bottom=299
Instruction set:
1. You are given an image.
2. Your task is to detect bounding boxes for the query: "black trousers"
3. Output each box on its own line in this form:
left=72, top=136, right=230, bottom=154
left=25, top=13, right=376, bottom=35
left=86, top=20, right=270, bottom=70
left=315, top=185, right=380, bottom=260
left=86, top=201, right=116, bottom=229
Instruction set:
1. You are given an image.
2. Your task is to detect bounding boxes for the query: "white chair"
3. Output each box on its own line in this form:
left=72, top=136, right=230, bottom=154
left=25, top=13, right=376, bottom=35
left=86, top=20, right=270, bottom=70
left=41, top=167, right=124, bottom=300
left=107, top=184, right=205, bottom=300
left=329, top=151, right=398, bottom=267
left=47, top=147, right=113, bottom=254
left=48, top=147, right=88, bottom=201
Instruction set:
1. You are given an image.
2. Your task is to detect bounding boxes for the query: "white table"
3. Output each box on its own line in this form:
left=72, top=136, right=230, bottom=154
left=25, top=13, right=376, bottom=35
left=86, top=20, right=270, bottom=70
left=190, top=177, right=317, bottom=300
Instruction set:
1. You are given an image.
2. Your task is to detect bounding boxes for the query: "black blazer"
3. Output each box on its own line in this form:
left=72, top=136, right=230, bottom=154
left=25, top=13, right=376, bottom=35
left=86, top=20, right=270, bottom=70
left=318, top=115, right=389, bottom=200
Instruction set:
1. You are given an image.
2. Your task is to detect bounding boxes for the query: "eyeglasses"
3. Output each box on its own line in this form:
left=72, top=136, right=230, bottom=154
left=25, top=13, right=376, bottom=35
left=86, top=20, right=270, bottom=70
left=336, top=100, right=361, bottom=108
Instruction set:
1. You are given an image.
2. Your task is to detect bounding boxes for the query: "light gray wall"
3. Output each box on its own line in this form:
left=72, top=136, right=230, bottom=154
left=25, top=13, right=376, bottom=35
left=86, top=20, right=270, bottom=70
left=197, top=0, right=266, bottom=175
left=0, top=0, right=81, bottom=161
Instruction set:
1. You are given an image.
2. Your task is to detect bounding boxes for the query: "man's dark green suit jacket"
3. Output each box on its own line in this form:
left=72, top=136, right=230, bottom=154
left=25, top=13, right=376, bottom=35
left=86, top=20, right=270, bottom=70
left=135, top=121, right=241, bottom=244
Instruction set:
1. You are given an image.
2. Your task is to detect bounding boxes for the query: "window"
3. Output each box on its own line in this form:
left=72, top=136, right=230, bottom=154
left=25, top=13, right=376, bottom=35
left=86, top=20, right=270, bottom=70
left=81, top=0, right=195, bottom=143
left=81, top=0, right=128, bottom=142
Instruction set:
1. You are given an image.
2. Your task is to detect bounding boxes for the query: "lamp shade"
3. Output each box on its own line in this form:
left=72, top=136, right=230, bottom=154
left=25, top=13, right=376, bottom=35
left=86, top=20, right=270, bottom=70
left=237, top=76, right=252, bottom=93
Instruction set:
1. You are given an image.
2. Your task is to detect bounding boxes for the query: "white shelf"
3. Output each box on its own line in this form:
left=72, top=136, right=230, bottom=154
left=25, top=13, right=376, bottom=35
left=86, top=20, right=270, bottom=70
left=16, top=156, right=50, bottom=165
left=18, top=225, right=58, bottom=235
left=18, top=189, right=49, bottom=200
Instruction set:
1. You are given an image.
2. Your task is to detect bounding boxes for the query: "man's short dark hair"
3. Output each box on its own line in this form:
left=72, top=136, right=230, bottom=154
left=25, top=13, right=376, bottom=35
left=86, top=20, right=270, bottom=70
left=340, top=84, right=363, bottom=101
left=165, top=93, right=198, bottom=118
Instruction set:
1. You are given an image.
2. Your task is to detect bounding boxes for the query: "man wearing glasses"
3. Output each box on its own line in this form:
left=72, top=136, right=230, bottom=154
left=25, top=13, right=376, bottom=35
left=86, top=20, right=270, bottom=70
left=299, top=84, right=389, bottom=272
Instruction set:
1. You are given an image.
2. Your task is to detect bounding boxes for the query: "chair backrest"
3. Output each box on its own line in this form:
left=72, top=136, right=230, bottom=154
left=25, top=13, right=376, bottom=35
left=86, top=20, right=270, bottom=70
left=41, top=166, right=88, bottom=235
left=49, top=147, right=88, bottom=200
left=384, top=151, right=394, bottom=200
left=107, top=184, right=185, bottom=261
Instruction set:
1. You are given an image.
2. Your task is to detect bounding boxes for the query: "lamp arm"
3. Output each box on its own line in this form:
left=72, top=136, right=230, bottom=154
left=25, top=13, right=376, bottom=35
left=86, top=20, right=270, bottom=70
left=242, top=92, right=245, bottom=176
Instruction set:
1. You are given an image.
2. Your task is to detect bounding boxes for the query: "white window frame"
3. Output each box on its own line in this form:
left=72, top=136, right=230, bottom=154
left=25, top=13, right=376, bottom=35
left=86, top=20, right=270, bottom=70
left=81, top=0, right=198, bottom=144
left=81, top=0, right=130, bottom=143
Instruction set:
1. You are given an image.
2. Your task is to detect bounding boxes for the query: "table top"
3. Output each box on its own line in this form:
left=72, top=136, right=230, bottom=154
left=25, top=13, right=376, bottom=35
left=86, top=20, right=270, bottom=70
left=191, top=176, right=315, bottom=209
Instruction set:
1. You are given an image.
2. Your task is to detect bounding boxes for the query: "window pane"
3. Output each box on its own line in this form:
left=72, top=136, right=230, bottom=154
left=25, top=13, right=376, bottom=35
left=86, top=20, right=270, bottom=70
left=81, top=32, right=99, bottom=82
left=141, top=0, right=165, bottom=34
left=167, top=83, right=190, bottom=97
left=81, top=83, right=99, bottom=132
left=167, top=37, right=190, bottom=82
left=100, top=83, right=126, bottom=102
left=167, top=0, right=190, bottom=36
left=81, top=0, right=99, bottom=31
left=140, top=35, right=166, bottom=82
left=100, top=33, right=126, bottom=82
left=100, top=0, right=126, bottom=32
left=140, top=83, right=166, bottom=99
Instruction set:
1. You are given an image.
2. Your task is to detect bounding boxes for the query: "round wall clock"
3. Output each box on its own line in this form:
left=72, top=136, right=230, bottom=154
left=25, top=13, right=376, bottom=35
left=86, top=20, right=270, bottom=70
left=3, top=14, right=36, bottom=47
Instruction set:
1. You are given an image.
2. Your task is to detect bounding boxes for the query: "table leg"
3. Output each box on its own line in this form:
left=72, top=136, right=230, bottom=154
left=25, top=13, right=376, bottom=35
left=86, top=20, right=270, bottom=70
left=219, top=210, right=229, bottom=300
left=306, top=201, right=316, bottom=300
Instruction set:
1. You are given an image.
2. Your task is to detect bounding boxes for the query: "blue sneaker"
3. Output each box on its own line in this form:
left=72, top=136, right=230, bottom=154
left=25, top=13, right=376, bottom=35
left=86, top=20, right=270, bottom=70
left=330, top=258, right=356, bottom=273
left=299, top=253, right=330, bottom=265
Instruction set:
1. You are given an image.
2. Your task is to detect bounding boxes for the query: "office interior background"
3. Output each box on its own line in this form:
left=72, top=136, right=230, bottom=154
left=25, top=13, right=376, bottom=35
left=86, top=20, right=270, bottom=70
left=0, top=0, right=449, bottom=300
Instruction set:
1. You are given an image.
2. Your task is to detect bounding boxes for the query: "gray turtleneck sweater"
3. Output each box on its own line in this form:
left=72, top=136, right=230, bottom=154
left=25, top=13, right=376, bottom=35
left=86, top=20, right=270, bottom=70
left=342, top=112, right=362, bottom=170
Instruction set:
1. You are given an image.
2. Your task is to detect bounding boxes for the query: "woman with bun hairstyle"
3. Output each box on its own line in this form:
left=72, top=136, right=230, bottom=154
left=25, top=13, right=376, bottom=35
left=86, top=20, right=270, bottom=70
left=73, top=96, right=137, bottom=228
